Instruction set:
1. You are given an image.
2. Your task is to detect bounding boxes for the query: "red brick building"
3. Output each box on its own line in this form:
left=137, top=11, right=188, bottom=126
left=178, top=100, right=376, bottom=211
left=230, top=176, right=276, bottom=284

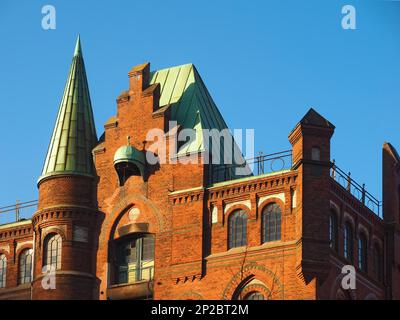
left=0, top=37, right=399, bottom=300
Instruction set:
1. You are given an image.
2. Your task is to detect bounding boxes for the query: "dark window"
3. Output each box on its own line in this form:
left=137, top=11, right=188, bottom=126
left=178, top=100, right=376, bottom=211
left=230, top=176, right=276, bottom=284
left=344, top=223, right=353, bottom=261
left=262, top=203, right=282, bottom=243
left=0, top=254, right=6, bottom=288
left=329, top=211, right=338, bottom=251
left=311, top=147, right=321, bottom=161
left=228, top=210, right=248, bottom=249
left=18, top=249, right=33, bottom=285
left=244, top=292, right=265, bottom=300
left=115, top=234, right=154, bottom=284
left=44, top=234, right=62, bottom=270
left=373, top=244, right=383, bottom=281
left=358, top=233, right=368, bottom=272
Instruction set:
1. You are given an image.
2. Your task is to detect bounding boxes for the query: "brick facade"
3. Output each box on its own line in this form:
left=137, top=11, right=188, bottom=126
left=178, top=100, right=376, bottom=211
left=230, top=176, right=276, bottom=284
left=0, top=60, right=399, bottom=300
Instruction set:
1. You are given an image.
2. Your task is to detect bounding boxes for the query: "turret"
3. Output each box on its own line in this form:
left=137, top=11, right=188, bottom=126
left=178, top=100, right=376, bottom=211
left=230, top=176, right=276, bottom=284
left=32, top=36, right=100, bottom=299
left=288, top=108, right=335, bottom=282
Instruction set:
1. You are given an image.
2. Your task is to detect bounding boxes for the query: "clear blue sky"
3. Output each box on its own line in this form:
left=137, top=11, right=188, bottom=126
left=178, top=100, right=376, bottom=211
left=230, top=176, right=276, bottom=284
left=0, top=0, right=399, bottom=221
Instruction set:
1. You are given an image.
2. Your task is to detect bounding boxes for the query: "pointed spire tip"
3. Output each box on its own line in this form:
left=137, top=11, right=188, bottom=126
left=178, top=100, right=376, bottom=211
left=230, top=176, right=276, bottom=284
left=74, top=34, right=82, bottom=57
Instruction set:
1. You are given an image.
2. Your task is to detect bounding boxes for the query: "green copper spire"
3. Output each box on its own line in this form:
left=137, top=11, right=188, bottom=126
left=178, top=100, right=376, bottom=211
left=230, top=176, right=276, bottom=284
left=39, top=36, right=97, bottom=183
left=74, top=34, right=82, bottom=57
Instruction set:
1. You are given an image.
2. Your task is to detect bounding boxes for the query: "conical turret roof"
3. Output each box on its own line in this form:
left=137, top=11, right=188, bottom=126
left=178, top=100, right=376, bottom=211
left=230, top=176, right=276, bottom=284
left=39, top=35, right=97, bottom=183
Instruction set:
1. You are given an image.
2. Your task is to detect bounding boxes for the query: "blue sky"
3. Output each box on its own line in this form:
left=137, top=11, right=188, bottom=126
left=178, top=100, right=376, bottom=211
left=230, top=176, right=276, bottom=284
left=0, top=0, right=399, bottom=221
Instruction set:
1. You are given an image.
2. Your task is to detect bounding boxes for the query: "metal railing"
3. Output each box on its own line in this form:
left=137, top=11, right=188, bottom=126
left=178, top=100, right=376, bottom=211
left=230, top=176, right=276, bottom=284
left=331, top=160, right=381, bottom=218
left=0, top=200, right=38, bottom=224
left=210, top=150, right=293, bottom=183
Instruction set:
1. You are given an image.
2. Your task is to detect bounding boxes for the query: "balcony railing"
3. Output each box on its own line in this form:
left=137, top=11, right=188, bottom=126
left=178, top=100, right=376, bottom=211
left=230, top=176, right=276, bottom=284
left=210, top=150, right=293, bottom=183
left=331, top=160, right=382, bottom=218
left=0, top=200, right=38, bottom=225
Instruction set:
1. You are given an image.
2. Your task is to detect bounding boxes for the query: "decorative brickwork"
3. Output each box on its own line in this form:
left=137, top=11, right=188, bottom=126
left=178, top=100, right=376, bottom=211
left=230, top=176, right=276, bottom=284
left=0, top=54, right=398, bottom=300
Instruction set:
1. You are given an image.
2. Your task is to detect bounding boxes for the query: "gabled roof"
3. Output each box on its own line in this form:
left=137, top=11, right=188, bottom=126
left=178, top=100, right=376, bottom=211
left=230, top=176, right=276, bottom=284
left=149, top=64, right=248, bottom=180
left=150, top=64, right=244, bottom=158
left=39, top=36, right=97, bottom=183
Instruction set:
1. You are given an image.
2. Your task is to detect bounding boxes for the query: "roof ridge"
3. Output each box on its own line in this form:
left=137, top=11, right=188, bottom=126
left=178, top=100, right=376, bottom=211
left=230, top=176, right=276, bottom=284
left=152, top=62, right=194, bottom=74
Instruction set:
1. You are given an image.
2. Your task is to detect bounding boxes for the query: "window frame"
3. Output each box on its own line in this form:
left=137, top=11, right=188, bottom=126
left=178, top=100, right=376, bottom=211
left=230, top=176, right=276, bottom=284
left=114, top=233, right=155, bottom=285
left=261, top=203, right=282, bottom=243
left=329, top=210, right=338, bottom=251
left=228, top=209, right=248, bottom=249
left=18, top=248, right=33, bottom=285
left=358, top=233, right=368, bottom=272
left=0, top=254, right=6, bottom=289
left=343, top=222, right=354, bottom=262
left=43, top=233, right=62, bottom=271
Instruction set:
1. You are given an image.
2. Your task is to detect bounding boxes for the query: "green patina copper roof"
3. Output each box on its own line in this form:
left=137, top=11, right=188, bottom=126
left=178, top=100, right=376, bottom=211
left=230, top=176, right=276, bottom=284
left=150, top=64, right=227, bottom=155
left=39, top=36, right=97, bottom=183
left=114, top=143, right=146, bottom=177
left=149, top=64, right=249, bottom=181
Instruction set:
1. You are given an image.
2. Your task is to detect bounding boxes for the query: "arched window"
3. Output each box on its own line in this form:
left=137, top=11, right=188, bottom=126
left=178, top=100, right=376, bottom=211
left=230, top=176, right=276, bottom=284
left=343, top=223, right=353, bottom=262
left=262, top=203, right=282, bottom=243
left=228, top=210, right=248, bottom=249
left=19, top=249, right=33, bottom=285
left=329, top=211, right=338, bottom=251
left=115, top=234, right=155, bottom=284
left=373, top=244, right=383, bottom=281
left=244, top=292, right=265, bottom=300
left=44, top=234, right=62, bottom=270
left=0, top=254, right=6, bottom=288
left=358, top=233, right=368, bottom=272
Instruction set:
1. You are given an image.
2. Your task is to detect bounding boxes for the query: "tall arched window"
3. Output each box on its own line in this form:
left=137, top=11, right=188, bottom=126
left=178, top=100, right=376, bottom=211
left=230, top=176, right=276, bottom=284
left=19, top=249, right=33, bottom=285
left=115, top=234, right=155, bottom=284
left=329, top=211, right=338, bottom=251
left=358, top=233, right=368, bottom=272
left=44, top=234, right=62, bottom=270
left=0, top=254, right=6, bottom=288
left=228, top=210, right=248, bottom=249
left=373, top=244, right=383, bottom=281
left=262, top=203, right=282, bottom=243
left=343, top=223, right=353, bottom=262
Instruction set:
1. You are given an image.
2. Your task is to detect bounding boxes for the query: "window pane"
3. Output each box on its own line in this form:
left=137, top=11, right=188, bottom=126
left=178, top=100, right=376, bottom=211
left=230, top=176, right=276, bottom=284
left=0, top=254, right=6, bottom=288
left=262, top=203, right=282, bottom=243
left=115, top=234, right=155, bottom=285
left=142, top=237, right=155, bottom=261
left=44, top=234, right=62, bottom=270
left=228, top=210, right=247, bottom=249
left=329, top=212, right=338, bottom=251
left=19, top=249, right=33, bottom=284
left=344, top=224, right=353, bottom=261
